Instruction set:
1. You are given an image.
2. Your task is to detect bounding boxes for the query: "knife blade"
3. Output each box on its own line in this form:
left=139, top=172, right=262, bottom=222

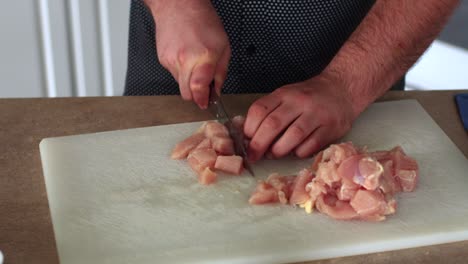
left=207, top=81, right=255, bottom=176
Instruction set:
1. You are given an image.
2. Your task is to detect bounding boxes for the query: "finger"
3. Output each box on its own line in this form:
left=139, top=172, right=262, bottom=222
left=244, top=95, right=282, bottom=138
left=214, top=46, right=231, bottom=95
left=294, top=126, right=334, bottom=158
left=190, top=62, right=216, bottom=109
left=232, top=115, right=246, bottom=131
left=248, top=104, right=301, bottom=162
left=178, top=62, right=194, bottom=101
left=271, top=114, right=319, bottom=158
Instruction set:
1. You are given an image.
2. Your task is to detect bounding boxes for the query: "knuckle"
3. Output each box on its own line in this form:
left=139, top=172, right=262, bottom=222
left=177, top=48, right=189, bottom=65
left=249, top=102, right=269, bottom=117
left=295, top=93, right=309, bottom=105
left=190, top=84, right=203, bottom=93
left=200, top=47, right=214, bottom=57
left=263, top=115, right=281, bottom=130
left=200, top=46, right=220, bottom=62
left=289, top=125, right=306, bottom=140
left=272, top=87, right=287, bottom=97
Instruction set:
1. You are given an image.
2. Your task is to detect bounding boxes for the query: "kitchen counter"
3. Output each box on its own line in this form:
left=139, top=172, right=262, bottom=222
left=0, top=90, right=467, bottom=264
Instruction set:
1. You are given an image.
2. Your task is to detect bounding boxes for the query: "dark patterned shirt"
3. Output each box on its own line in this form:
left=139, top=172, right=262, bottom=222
left=124, top=0, right=404, bottom=95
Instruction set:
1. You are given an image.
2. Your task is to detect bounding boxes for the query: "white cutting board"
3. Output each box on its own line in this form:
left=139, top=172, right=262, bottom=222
left=40, top=100, right=468, bottom=264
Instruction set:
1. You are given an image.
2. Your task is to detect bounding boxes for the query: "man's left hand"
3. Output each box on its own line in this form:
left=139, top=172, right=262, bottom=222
left=244, top=74, right=358, bottom=161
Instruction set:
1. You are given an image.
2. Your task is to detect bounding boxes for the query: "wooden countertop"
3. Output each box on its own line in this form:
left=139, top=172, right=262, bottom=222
left=0, top=90, right=467, bottom=264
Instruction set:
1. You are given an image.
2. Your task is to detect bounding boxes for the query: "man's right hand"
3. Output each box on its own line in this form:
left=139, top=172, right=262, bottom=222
left=144, top=0, right=231, bottom=109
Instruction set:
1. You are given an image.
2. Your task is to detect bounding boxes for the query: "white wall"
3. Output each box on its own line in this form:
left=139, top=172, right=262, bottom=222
left=0, top=1, right=45, bottom=97
left=406, top=40, right=468, bottom=90
left=0, top=0, right=130, bottom=98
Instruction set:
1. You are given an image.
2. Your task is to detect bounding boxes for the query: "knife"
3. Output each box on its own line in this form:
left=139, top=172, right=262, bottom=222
left=207, top=81, right=255, bottom=176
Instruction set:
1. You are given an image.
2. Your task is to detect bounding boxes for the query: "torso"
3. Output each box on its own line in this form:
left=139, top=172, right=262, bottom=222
left=124, top=0, right=377, bottom=95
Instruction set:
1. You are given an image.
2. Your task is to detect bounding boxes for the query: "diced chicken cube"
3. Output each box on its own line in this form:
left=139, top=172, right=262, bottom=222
left=171, top=133, right=205, bottom=159
left=199, top=167, right=217, bottom=185
left=194, top=138, right=212, bottom=150
left=337, top=154, right=364, bottom=183
left=379, top=160, right=401, bottom=194
left=211, top=136, right=235, bottom=155
left=398, top=170, right=418, bottom=192
left=289, top=169, right=314, bottom=205
left=315, top=195, right=359, bottom=220
left=249, top=174, right=296, bottom=205
left=266, top=174, right=296, bottom=204
left=248, top=182, right=280, bottom=204
left=350, top=189, right=387, bottom=217
left=204, top=121, right=229, bottom=138
left=187, top=148, right=218, bottom=185
left=215, top=155, right=244, bottom=175
left=322, top=142, right=358, bottom=164
left=358, top=157, right=384, bottom=191
left=305, top=178, right=327, bottom=208
left=187, top=148, right=217, bottom=173
left=337, top=179, right=359, bottom=201
left=316, top=161, right=340, bottom=186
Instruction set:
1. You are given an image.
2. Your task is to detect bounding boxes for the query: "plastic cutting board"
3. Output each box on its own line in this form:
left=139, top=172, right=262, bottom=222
left=40, top=100, right=468, bottom=264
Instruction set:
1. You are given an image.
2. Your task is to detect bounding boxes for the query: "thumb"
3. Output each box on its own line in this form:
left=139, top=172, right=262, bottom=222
left=190, top=62, right=216, bottom=109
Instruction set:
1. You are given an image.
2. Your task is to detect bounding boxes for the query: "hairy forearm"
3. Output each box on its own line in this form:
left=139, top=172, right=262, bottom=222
left=325, top=0, right=459, bottom=117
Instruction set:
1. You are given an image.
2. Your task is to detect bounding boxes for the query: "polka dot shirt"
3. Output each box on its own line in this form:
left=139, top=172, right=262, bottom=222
left=124, top=0, right=398, bottom=96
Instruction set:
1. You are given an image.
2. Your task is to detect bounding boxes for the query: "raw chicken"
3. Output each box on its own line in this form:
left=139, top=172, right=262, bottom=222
left=350, top=189, right=388, bottom=217
left=187, top=148, right=217, bottom=185
left=215, top=155, right=243, bottom=175
left=248, top=174, right=295, bottom=205
left=315, top=196, right=358, bottom=220
left=199, top=167, right=217, bottom=185
left=211, top=136, right=235, bottom=155
left=248, top=182, right=280, bottom=204
left=171, top=120, right=246, bottom=185
left=249, top=142, right=419, bottom=222
left=370, top=146, right=419, bottom=192
left=194, top=138, right=212, bottom=150
left=204, top=121, right=229, bottom=138
left=379, top=160, right=401, bottom=194
left=187, top=148, right=217, bottom=173
left=289, top=169, right=314, bottom=205
left=171, top=133, right=205, bottom=159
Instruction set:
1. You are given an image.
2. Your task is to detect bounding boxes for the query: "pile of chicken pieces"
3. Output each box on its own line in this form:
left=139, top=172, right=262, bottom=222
left=172, top=119, right=418, bottom=221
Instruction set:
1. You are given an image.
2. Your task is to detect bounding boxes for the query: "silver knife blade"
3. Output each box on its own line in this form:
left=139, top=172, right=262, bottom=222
left=207, top=81, right=255, bottom=177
